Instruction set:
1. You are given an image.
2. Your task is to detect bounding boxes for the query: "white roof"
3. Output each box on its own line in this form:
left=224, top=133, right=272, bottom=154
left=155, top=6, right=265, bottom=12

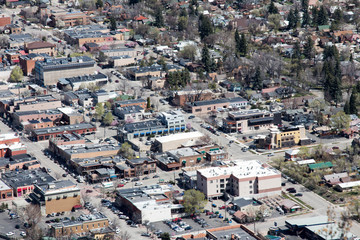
left=338, top=180, right=360, bottom=189
left=155, top=131, right=203, bottom=143
left=197, top=160, right=280, bottom=179
left=0, top=133, right=18, bottom=141
left=0, top=179, right=11, bottom=191
left=296, top=159, right=316, bottom=165
left=57, top=107, right=76, bottom=114
left=285, top=149, right=300, bottom=155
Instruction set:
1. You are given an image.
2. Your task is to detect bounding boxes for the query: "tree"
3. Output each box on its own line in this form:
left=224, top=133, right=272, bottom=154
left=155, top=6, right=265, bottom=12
left=154, top=7, right=164, bottom=27
left=268, top=14, right=281, bottom=32
left=303, top=36, right=314, bottom=59
left=9, top=66, right=24, bottom=83
left=96, top=0, right=103, bottom=8
left=201, top=45, right=211, bottom=72
left=178, top=16, right=188, bottom=31
left=103, top=112, right=114, bottom=126
left=179, top=45, right=197, bottom=61
left=119, top=142, right=134, bottom=159
left=109, top=16, right=117, bottom=31
left=95, top=103, right=105, bottom=121
left=330, top=111, right=351, bottom=133
left=302, top=9, right=310, bottom=27
left=198, top=14, right=213, bottom=40
left=344, top=100, right=350, bottom=114
left=98, top=51, right=107, bottom=62
left=235, top=29, right=241, bottom=53
left=183, top=189, right=207, bottom=214
left=287, top=9, right=295, bottom=30
left=19, top=205, right=43, bottom=240
left=159, top=232, right=171, bottom=240
left=237, top=33, right=247, bottom=57
left=317, top=6, right=328, bottom=25
left=253, top=66, right=262, bottom=90
left=349, top=91, right=357, bottom=114
left=146, top=97, right=151, bottom=109
left=268, top=0, right=278, bottom=14
left=0, top=35, right=9, bottom=48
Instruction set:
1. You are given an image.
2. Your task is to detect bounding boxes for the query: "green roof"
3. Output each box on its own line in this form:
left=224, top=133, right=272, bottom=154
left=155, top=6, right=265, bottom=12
left=318, top=25, right=330, bottom=31
left=308, top=161, right=333, bottom=170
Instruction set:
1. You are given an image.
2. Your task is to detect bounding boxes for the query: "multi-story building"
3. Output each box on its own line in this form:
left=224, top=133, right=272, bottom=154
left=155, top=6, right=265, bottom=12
left=0, top=133, right=26, bottom=158
left=31, top=123, right=96, bottom=141
left=2, top=169, right=55, bottom=197
left=114, top=105, right=144, bottom=122
left=196, top=160, right=281, bottom=199
left=35, top=56, right=96, bottom=86
left=170, top=89, right=214, bottom=107
left=115, top=99, right=147, bottom=109
left=30, top=180, right=80, bottom=215
left=167, top=148, right=203, bottom=167
left=0, top=180, right=13, bottom=200
left=58, top=72, right=108, bottom=91
left=125, top=157, right=157, bottom=176
left=50, top=213, right=111, bottom=238
left=12, top=109, right=63, bottom=132
left=56, top=144, right=120, bottom=161
left=222, top=110, right=281, bottom=134
left=127, top=64, right=183, bottom=80
left=24, top=42, right=56, bottom=56
left=0, top=154, right=39, bottom=172
left=19, top=53, right=47, bottom=76
left=152, top=131, right=204, bottom=152
left=115, top=185, right=184, bottom=223
left=159, top=110, right=186, bottom=131
left=49, top=9, right=90, bottom=27
left=101, top=48, right=138, bottom=58
left=0, top=15, right=11, bottom=27
left=109, top=55, right=136, bottom=67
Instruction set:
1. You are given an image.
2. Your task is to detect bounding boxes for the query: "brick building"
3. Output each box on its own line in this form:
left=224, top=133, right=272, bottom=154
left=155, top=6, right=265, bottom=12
left=24, top=41, right=56, bottom=56
left=31, top=123, right=96, bottom=141
left=0, top=15, right=11, bottom=27
left=49, top=9, right=90, bottom=27
left=55, top=143, right=120, bottom=161
left=0, top=180, right=13, bottom=200
left=30, top=180, right=81, bottom=215
left=19, top=53, right=47, bottom=76
left=0, top=154, right=39, bottom=172
left=114, top=98, right=147, bottom=109
left=0, top=133, right=26, bottom=158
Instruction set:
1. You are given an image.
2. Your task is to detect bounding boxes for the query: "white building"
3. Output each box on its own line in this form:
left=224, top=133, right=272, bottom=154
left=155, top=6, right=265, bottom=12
left=197, top=160, right=281, bottom=199
left=159, top=110, right=186, bottom=131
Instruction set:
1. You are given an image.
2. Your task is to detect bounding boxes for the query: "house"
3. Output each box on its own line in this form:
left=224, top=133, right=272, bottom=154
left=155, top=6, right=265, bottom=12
left=233, top=211, right=248, bottom=223
left=285, top=149, right=300, bottom=161
left=280, top=199, right=301, bottom=213
left=324, top=172, right=350, bottom=186
left=308, top=161, right=333, bottom=172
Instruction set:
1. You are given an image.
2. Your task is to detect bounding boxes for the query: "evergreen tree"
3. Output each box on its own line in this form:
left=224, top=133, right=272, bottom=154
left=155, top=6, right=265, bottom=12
left=303, top=36, right=314, bottom=59
left=235, top=29, right=241, bottom=52
left=268, top=0, right=278, bottom=14
left=129, top=0, right=141, bottom=4
left=302, top=10, right=310, bottom=27
left=317, top=6, right=328, bottom=25
left=350, top=53, right=354, bottom=62
left=350, top=91, right=357, bottom=114
left=239, top=33, right=247, bottom=57
left=311, top=7, right=318, bottom=26
left=154, top=7, right=164, bottom=27
left=180, top=8, right=188, bottom=17
left=198, top=14, right=213, bottom=40
left=344, top=100, right=350, bottom=114
left=287, top=9, right=295, bottom=30
left=253, top=66, right=262, bottom=90
left=96, top=0, right=103, bottom=8
left=201, top=45, right=211, bottom=72
left=333, top=8, right=343, bottom=24
left=292, top=41, right=301, bottom=60
left=147, top=97, right=151, bottom=109
left=178, top=16, right=188, bottom=31
left=301, top=0, right=309, bottom=12
left=294, top=8, right=299, bottom=28
left=109, top=16, right=117, bottom=31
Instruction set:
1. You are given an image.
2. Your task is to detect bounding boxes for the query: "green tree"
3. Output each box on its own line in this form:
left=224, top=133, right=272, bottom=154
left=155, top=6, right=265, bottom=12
left=268, top=0, right=278, bottom=14
left=95, top=103, right=105, bottom=121
left=303, top=36, right=314, bottom=59
left=154, top=7, right=164, bottom=27
left=183, top=189, right=207, bottom=214
left=311, top=7, right=318, bottom=26
left=201, top=44, right=211, bottom=72
left=317, top=6, right=328, bottom=25
left=330, top=111, right=351, bottom=133
left=96, top=0, right=103, bottom=8
left=235, top=29, right=241, bottom=53
left=302, top=10, right=310, bottom=27
left=159, top=232, right=171, bottom=240
left=104, top=101, right=112, bottom=110
left=198, top=14, right=213, bottom=40
left=253, top=66, right=262, bottom=90
left=146, top=97, right=151, bottom=109
left=344, top=100, right=350, bottom=114
left=178, top=16, right=188, bottom=31
left=129, top=0, right=141, bottom=4
left=287, top=9, right=295, bottom=29
left=179, top=45, right=197, bottom=61
left=349, top=91, right=357, bottom=114
left=119, top=142, right=134, bottom=159
left=109, top=16, right=117, bottom=31
left=238, top=33, right=247, bottom=57
left=292, top=41, right=301, bottom=61
left=103, top=112, right=114, bottom=126
left=268, top=14, right=281, bottom=32
left=9, top=66, right=23, bottom=83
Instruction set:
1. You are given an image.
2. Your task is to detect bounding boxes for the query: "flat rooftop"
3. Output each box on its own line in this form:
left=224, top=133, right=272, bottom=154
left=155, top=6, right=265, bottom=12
left=155, top=131, right=203, bottom=143
left=33, top=123, right=95, bottom=135
left=209, top=227, right=257, bottom=240
left=197, top=160, right=280, bottom=179
left=62, top=144, right=120, bottom=155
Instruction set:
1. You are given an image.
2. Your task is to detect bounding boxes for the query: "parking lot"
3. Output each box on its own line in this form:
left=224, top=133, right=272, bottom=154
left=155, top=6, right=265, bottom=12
left=0, top=211, right=26, bottom=238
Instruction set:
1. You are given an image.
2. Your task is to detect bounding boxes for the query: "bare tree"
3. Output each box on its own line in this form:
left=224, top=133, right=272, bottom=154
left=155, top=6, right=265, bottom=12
left=20, top=204, right=43, bottom=239
left=119, top=231, right=131, bottom=240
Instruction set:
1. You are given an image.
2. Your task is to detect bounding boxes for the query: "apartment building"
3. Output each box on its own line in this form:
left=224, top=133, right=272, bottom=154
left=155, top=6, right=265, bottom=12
left=24, top=41, right=56, bottom=56
left=222, top=110, right=281, bottom=134
left=49, top=9, right=90, bottom=27
left=31, top=123, right=96, bottom=141
left=30, top=180, right=80, bottom=215
left=51, top=213, right=111, bottom=238
left=35, top=56, right=96, bottom=86
left=196, top=160, right=281, bottom=199
left=159, top=110, right=186, bottom=131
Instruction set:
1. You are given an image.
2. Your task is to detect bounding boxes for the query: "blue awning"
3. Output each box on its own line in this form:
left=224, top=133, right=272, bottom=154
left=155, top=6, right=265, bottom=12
left=140, top=133, right=144, bottom=136
left=134, top=133, right=139, bottom=136
left=175, top=127, right=180, bottom=131
left=146, top=132, right=151, bottom=134
left=152, top=131, right=156, bottom=134
left=164, top=129, right=168, bottom=132
left=181, top=126, right=185, bottom=129
left=110, top=175, right=117, bottom=178
left=158, top=130, right=162, bottom=133
left=170, top=128, right=174, bottom=131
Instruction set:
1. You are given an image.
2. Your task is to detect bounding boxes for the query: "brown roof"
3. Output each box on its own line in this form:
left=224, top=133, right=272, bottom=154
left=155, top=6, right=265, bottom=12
left=25, top=41, right=55, bottom=50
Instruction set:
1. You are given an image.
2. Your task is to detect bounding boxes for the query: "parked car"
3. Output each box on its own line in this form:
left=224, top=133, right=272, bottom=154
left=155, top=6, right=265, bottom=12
left=294, top=193, right=303, bottom=197
left=6, top=232, right=14, bottom=236
left=286, top=188, right=296, bottom=193
left=188, top=115, right=195, bottom=119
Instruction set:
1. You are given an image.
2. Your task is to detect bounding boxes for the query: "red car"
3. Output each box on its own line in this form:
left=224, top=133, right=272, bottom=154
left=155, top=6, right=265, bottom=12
left=219, top=206, right=226, bottom=209
left=206, top=211, right=214, bottom=215
left=118, top=184, right=125, bottom=187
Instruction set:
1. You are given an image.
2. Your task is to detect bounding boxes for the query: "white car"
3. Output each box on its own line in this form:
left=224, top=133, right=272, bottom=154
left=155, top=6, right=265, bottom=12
left=116, top=228, right=121, bottom=234
left=135, top=182, right=143, bottom=186
left=20, top=232, right=26, bottom=237
left=6, top=232, right=14, bottom=236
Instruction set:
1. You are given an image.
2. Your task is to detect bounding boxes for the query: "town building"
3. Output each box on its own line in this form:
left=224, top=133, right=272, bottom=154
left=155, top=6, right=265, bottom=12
left=0, top=15, right=11, bottom=27
left=0, top=154, right=39, bottom=172
left=152, top=131, right=204, bottom=152
left=58, top=72, right=108, bottom=91
left=30, top=180, right=81, bottom=215
left=222, top=110, right=281, bottom=134
left=2, top=169, right=55, bottom=197
left=31, top=123, right=96, bottom=141
left=91, top=90, right=118, bottom=104
left=58, top=107, right=84, bottom=125
left=186, top=97, right=248, bottom=114
left=115, top=98, right=147, bottom=109
left=49, top=9, right=90, bottom=27
left=0, top=180, right=13, bottom=200
left=35, top=56, right=96, bottom=86
left=158, top=110, right=186, bottom=131
left=0, top=133, right=26, bottom=158
left=170, top=89, right=214, bottom=107
left=24, top=41, right=56, bottom=56
left=101, top=48, right=137, bottom=58
left=127, top=64, right=183, bottom=80
left=109, top=55, right=136, bottom=67
left=114, top=105, right=144, bottom=122
left=19, top=53, right=47, bottom=76
left=118, top=120, right=167, bottom=142
left=167, top=148, right=203, bottom=168
left=196, top=160, right=281, bottom=199
left=50, top=213, right=110, bottom=238
left=55, top=143, right=120, bottom=161
left=115, top=185, right=184, bottom=223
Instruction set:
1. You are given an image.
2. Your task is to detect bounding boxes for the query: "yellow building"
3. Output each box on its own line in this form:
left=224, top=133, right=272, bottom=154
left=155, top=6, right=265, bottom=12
left=269, top=126, right=307, bottom=149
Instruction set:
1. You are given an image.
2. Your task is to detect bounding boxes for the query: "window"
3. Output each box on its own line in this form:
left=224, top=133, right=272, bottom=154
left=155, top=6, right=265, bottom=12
left=210, top=180, right=213, bottom=183
left=250, top=191, right=252, bottom=194
left=249, top=180, right=252, bottom=184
